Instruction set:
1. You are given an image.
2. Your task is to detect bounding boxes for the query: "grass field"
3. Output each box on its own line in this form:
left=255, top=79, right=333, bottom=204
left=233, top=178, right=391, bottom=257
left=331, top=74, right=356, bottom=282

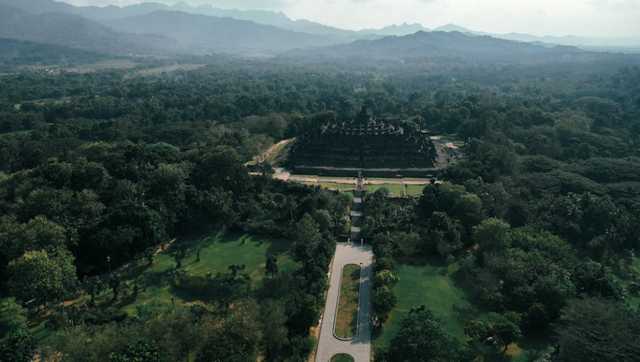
left=405, top=185, right=425, bottom=196
left=289, top=174, right=319, bottom=179
left=319, top=176, right=356, bottom=181
left=330, top=353, right=355, bottom=362
left=320, top=182, right=354, bottom=190
left=335, top=264, right=361, bottom=339
left=374, top=256, right=471, bottom=349
left=28, top=233, right=297, bottom=341
left=402, top=177, right=433, bottom=182
left=366, top=184, right=404, bottom=196
left=115, top=233, right=297, bottom=315
left=66, top=59, right=137, bottom=73
left=373, top=255, right=553, bottom=361
left=366, top=177, right=403, bottom=181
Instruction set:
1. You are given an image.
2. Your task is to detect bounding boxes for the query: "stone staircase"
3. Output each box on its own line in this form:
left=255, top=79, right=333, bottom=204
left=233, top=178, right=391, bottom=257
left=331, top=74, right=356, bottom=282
left=349, top=172, right=365, bottom=242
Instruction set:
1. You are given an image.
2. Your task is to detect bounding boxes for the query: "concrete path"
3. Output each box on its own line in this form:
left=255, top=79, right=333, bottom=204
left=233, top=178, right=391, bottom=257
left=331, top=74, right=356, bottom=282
left=315, top=243, right=373, bottom=362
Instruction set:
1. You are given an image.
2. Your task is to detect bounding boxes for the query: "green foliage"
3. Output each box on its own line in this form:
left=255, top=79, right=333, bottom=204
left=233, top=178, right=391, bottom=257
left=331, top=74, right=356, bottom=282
left=0, top=329, right=35, bottom=362
left=7, top=249, right=77, bottom=306
left=0, top=298, right=28, bottom=338
left=385, top=306, right=468, bottom=362
left=373, top=285, right=397, bottom=323
left=109, top=339, right=163, bottom=362
left=557, top=298, right=640, bottom=362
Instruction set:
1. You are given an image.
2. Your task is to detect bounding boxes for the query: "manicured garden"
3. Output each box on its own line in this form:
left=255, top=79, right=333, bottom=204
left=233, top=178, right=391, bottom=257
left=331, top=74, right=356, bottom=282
left=334, top=264, right=361, bottom=339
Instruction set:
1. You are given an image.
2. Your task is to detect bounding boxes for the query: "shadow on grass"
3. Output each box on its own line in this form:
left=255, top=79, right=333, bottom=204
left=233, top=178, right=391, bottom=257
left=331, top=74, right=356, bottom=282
left=451, top=303, right=479, bottom=325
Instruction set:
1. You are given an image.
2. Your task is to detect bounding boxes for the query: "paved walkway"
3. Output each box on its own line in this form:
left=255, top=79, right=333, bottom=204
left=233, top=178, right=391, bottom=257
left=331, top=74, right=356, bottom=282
left=315, top=243, right=373, bottom=362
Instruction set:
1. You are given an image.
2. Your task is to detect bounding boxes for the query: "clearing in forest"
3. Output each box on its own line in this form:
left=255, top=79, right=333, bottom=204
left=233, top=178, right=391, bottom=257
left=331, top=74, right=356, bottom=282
left=373, top=255, right=553, bottom=362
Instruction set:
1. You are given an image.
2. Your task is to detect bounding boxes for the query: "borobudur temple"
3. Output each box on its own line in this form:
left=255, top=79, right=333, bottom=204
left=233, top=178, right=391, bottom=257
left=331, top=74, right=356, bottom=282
left=287, top=106, right=438, bottom=177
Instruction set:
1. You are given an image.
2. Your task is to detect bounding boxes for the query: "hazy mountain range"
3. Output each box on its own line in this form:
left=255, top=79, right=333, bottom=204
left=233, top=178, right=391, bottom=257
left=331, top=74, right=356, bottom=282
left=0, top=0, right=639, bottom=59
left=284, top=31, right=596, bottom=64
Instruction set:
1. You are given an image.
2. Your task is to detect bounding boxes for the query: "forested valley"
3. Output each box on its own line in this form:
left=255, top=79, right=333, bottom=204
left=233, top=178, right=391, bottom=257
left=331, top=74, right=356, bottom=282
left=0, top=52, right=640, bottom=362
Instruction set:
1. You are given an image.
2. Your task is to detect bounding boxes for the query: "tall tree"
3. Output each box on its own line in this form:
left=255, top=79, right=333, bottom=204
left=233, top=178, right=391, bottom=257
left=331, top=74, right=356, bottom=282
left=556, top=298, right=640, bottom=362
left=7, top=249, right=77, bottom=308
left=386, top=305, right=468, bottom=362
left=0, top=329, right=35, bottom=362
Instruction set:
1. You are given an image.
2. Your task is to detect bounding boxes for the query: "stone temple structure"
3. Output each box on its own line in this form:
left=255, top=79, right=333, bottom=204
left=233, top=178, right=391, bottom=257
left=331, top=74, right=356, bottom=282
left=287, top=106, right=438, bottom=177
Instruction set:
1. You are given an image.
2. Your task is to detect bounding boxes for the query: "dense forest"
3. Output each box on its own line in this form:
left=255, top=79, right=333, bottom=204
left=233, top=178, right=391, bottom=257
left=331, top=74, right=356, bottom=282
left=0, top=52, right=639, bottom=362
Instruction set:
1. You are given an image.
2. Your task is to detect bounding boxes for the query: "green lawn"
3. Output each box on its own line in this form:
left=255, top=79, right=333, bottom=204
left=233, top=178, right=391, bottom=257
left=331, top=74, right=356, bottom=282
left=335, top=264, right=361, bottom=339
left=330, top=353, right=355, bottom=362
left=27, top=233, right=297, bottom=350
left=402, top=177, right=432, bottom=182
left=114, top=233, right=297, bottom=315
left=374, top=256, right=471, bottom=350
left=365, top=177, right=403, bottom=181
left=319, top=176, right=356, bottom=180
left=290, top=174, right=319, bottom=179
left=373, top=255, right=553, bottom=361
left=405, top=185, right=425, bottom=196
left=320, top=182, right=354, bottom=190
left=366, top=184, right=404, bottom=196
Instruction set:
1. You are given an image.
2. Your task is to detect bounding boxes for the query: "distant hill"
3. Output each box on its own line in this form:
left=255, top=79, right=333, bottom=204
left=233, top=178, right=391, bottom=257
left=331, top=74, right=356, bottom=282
left=0, top=38, right=106, bottom=65
left=84, top=2, right=362, bottom=40
left=0, top=0, right=75, bottom=14
left=0, top=5, right=181, bottom=55
left=360, top=23, right=430, bottom=36
left=102, top=11, right=346, bottom=54
left=0, top=0, right=364, bottom=41
left=284, top=31, right=612, bottom=64
left=429, top=23, right=640, bottom=53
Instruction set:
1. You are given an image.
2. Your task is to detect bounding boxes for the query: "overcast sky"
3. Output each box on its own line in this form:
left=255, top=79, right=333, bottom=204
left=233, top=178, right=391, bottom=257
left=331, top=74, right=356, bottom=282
left=63, top=0, right=640, bottom=37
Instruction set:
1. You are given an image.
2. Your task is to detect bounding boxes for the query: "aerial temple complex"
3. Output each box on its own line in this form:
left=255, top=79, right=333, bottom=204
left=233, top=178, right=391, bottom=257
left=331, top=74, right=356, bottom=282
left=287, top=106, right=439, bottom=177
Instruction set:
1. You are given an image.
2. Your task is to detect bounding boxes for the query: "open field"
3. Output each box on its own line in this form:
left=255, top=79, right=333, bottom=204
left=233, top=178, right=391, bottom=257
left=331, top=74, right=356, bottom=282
left=365, top=177, right=403, bottom=182
left=402, top=177, right=433, bottom=182
left=373, top=256, right=470, bottom=349
left=405, top=185, right=425, bottom=196
left=319, top=176, right=357, bottom=181
left=28, top=233, right=297, bottom=341
left=289, top=174, right=319, bottom=180
left=373, top=256, right=552, bottom=361
left=320, top=182, right=354, bottom=190
left=131, top=64, right=206, bottom=77
left=65, top=59, right=137, bottom=73
left=335, top=264, right=361, bottom=339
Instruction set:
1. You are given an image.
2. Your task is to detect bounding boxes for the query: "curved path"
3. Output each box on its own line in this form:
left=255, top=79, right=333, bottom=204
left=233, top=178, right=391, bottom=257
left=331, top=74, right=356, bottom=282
left=315, top=243, right=373, bottom=362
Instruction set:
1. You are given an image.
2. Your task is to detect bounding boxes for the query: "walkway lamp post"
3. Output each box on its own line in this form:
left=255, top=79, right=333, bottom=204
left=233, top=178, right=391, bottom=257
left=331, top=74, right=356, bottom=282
left=107, top=256, right=111, bottom=273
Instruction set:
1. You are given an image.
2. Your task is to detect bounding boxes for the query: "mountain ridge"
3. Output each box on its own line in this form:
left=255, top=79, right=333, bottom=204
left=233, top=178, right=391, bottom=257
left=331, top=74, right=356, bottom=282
left=0, top=4, right=182, bottom=55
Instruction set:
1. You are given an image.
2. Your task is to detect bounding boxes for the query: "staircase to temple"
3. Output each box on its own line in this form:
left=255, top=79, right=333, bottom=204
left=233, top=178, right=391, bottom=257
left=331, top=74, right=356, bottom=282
left=349, top=172, right=365, bottom=242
